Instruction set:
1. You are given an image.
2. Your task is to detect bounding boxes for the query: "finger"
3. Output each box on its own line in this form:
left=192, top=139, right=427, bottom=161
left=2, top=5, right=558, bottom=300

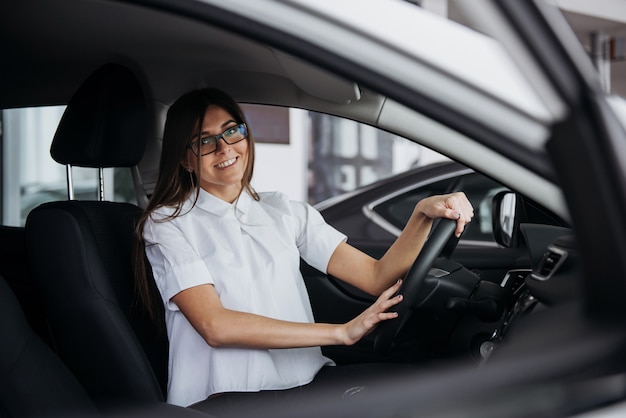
left=378, top=294, right=403, bottom=312
left=446, top=207, right=473, bottom=238
left=443, top=209, right=465, bottom=238
left=379, top=279, right=403, bottom=299
left=444, top=207, right=462, bottom=221
left=448, top=193, right=474, bottom=217
left=368, top=291, right=402, bottom=319
left=455, top=218, right=465, bottom=238
left=377, top=311, right=399, bottom=322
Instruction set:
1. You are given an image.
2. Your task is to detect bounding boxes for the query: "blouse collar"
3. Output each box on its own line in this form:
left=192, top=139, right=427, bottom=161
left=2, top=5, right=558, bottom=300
left=193, top=188, right=273, bottom=226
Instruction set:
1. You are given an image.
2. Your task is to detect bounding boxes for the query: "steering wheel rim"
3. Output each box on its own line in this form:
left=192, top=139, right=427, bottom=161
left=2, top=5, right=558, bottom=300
left=373, top=217, right=459, bottom=354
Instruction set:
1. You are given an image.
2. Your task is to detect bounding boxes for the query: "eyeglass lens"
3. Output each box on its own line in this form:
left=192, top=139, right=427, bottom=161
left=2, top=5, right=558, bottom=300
left=193, top=123, right=247, bottom=155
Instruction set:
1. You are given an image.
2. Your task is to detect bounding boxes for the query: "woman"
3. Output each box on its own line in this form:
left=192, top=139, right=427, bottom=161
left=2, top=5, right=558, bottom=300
left=134, top=88, right=474, bottom=410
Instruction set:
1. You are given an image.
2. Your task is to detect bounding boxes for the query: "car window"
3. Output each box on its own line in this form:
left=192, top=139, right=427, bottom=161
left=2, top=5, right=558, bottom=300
left=245, top=104, right=449, bottom=205
left=373, top=173, right=507, bottom=244
left=1, top=104, right=445, bottom=227
left=1, top=106, right=136, bottom=226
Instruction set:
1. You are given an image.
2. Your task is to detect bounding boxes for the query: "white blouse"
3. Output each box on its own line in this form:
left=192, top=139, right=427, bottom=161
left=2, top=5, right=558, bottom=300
left=143, top=189, right=346, bottom=406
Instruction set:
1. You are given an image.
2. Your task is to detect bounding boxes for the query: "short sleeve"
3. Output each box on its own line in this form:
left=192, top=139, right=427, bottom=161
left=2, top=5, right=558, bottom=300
left=143, top=215, right=214, bottom=311
left=290, top=200, right=347, bottom=273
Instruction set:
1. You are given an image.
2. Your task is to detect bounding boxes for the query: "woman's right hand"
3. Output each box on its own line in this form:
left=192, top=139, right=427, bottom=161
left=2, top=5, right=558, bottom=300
left=340, top=279, right=404, bottom=346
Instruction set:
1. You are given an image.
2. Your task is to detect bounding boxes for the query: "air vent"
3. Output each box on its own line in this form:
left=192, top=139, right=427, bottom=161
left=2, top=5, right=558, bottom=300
left=533, top=246, right=568, bottom=281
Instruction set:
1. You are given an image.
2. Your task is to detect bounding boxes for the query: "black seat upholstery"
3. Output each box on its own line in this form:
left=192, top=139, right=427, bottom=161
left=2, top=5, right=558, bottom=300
left=0, top=275, right=98, bottom=417
left=0, top=225, right=53, bottom=348
left=25, top=63, right=168, bottom=406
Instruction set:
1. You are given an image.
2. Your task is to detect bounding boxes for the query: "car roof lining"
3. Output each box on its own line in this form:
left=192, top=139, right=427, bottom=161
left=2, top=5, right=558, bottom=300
left=1, top=0, right=363, bottom=109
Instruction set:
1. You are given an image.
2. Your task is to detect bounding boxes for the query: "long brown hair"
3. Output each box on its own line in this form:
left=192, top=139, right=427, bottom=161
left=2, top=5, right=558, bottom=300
left=133, top=88, right=258, bottom=319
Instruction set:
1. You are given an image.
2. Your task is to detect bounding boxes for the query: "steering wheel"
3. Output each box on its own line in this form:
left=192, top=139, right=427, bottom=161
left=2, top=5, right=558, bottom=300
left=373, top=217, right=460, bottom=354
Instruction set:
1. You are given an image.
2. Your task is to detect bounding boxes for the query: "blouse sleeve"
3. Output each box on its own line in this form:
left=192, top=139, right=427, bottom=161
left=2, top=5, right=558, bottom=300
left=290, top=200, right=347, bottom=274
left=143, top=214, right=214, bottom=311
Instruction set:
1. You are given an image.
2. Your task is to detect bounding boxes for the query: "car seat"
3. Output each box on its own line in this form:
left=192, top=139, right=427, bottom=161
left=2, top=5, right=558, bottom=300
left=0, top=274, right=98, bottom=417
left=25, top=63, right=168, bottom=406
left=0, top=225, right=54, bottom=349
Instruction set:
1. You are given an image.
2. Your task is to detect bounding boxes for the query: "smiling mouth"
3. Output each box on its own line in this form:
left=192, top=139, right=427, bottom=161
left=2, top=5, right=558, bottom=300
left=214, top=157, right=237, bottom=169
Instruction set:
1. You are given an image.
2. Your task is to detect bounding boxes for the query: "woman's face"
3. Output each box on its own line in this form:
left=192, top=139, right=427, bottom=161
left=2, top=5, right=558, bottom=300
left=184, top=105, right=249, bottom=203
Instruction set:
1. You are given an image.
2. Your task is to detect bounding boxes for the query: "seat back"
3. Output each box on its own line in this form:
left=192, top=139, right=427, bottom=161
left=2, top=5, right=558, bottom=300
left=25, top=63, right=168, bottom=405
left=0, top=225, right=53, bottom=348
left=0, top=275, right=98, bottom=417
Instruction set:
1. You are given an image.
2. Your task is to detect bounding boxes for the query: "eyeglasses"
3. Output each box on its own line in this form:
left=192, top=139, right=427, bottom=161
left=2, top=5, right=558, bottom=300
left=188, top=123, right=248, bottom=156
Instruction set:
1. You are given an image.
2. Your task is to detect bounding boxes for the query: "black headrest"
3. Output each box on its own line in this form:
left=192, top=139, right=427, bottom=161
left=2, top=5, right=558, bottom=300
left=51, top=63, right=147, bottom=168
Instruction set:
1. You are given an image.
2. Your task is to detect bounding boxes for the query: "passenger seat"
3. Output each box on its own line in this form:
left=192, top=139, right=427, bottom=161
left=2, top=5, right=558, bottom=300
left=25, top=63, right=168, bottom=407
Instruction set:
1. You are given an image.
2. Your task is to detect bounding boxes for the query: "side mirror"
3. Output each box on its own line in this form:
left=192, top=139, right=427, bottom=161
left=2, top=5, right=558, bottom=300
left=492, top=191, right=521, bottom=247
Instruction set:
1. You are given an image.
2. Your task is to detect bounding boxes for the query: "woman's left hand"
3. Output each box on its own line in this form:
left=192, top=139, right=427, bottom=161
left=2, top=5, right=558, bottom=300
left=327, top=191, right=475, bottom=298
left=415, top=192, right=474, bottom=237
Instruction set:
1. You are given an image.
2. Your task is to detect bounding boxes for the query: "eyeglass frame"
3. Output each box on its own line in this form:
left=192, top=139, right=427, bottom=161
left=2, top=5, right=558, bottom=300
left=187, top=122, right=248, bottom=156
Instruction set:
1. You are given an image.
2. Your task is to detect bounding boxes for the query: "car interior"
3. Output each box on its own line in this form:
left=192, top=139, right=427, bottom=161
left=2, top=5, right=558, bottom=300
left=2, top=0, right=626, bottom=417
